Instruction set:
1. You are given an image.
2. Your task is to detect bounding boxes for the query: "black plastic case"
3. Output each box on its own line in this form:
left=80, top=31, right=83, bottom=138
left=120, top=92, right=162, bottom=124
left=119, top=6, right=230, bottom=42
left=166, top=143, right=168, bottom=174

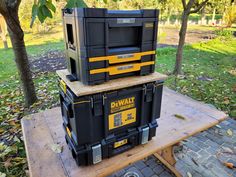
left=59, top=78, right=164, bottom=166
left=62, top=8, right=159, bottom=85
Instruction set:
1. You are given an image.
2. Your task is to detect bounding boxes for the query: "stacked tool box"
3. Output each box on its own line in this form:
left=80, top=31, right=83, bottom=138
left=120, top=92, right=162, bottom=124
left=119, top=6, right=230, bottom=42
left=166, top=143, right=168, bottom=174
left=59, top=8, right=164, bottom=166
left=62, top=8, right=159, bottom=85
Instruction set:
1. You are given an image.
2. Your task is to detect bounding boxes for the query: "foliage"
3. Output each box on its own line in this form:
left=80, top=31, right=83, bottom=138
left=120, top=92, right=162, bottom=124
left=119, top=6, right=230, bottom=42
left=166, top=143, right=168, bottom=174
left=19, top=0, right=65, bottom=33
left=65, top=0, right=87, bottom=8
left=223, top=5, right=236, bottom=27
left=215, top=28, right=233, bottom=38
left=31, top=0, right=56, bottom=26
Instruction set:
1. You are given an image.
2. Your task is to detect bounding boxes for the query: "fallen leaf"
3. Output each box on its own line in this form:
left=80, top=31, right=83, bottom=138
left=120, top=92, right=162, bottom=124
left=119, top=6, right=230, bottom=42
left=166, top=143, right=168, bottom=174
left=0, top=172, right=6, bottom=177
left=221, top=146, right=234, bottom=154
left=8, top=120, right=16, bottom=126
left=174, top=114, right=186, bottom=120
left=216, top=125, right=222, bottom=129
left=226, top=129, right=233, bottom=136
left=223, top=99, right=230, bottom=105
left=0, top=127, right=4, bottom=134
left=24, top=116, right=32, bottom=120
left=228, top=69, right=236, bottom=76
left=232, top=85, right=236, bottom=92
left=13, top=136, right=21, bottom=143
left=224, top=162, right=234, bottom=169
left=4, top=157, right=12, bottom=168
left=187, top=172, right=192, bottom=177
left=50, top=144, right=63, bottom=153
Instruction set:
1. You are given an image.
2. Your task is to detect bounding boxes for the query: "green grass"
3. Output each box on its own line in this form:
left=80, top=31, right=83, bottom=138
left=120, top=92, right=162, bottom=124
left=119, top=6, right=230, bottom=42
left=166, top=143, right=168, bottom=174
left=0, top=27, right=64, bottom=82
left=156, top=37, right=236, bottom=118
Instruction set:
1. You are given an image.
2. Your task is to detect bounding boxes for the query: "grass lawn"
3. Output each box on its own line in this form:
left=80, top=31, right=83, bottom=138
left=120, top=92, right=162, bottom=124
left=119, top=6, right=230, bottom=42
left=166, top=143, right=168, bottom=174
left=0, top=27, right=64, bottom=82
left=156, top=37, right=236, bottom=118
left=0, top=27, right=235, bottom=176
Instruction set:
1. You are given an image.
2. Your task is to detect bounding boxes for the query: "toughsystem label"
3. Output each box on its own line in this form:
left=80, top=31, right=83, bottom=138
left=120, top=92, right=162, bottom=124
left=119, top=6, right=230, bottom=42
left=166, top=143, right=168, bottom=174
left=116, top=65, right=134, bottom=71
left=109, top=108, right=136, bottom=130
left=110, top=97, right=135, bottom=113
left=145, top=23, right=154, bottom=28
left=117, top=18, right=135, bottom=24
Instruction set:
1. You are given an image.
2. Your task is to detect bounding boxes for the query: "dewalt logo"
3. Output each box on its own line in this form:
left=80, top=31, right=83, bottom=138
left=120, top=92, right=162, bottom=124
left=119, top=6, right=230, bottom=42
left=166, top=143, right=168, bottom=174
left=110, top=97, right=135, bottom=113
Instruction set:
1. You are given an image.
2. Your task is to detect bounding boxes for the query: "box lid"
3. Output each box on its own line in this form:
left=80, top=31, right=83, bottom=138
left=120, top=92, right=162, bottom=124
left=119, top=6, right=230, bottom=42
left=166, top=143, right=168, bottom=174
left=62, top=8, right=159, bottom=18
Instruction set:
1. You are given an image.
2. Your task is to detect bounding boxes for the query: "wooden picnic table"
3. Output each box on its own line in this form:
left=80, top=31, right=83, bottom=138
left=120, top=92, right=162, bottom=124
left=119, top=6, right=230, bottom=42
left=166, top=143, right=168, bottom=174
left=21, top=87, right=227, bottom=177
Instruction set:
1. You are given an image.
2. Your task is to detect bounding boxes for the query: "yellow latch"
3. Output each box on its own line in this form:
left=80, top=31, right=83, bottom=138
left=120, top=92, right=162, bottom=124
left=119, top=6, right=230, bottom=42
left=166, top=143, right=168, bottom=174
left=59, top=79, right=67, bottom=94
left=114, top=139, right=128, bottom=148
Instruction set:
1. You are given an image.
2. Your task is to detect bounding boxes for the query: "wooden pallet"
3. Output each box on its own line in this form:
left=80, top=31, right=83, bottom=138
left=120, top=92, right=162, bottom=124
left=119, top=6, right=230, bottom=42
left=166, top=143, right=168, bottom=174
left=56, top=69, right=167, bottom=96
left=21, top=88, right=227, bottom=177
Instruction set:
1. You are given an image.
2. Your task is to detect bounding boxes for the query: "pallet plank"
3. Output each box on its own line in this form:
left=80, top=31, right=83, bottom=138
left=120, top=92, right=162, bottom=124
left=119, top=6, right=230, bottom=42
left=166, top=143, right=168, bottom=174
left=56, top=69, right=167, bottom=96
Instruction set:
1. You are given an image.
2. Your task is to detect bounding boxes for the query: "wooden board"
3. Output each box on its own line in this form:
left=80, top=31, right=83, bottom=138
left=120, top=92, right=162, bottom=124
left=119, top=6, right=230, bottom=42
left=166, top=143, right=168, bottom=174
left=21, top=88, right=228, bottom=177
left=56, top=69, right=167, bottom=96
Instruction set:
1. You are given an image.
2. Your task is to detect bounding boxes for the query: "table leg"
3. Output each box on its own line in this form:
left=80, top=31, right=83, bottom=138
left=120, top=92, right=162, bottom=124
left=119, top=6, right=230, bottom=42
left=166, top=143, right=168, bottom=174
left=154, top=146, right=182, bottom=177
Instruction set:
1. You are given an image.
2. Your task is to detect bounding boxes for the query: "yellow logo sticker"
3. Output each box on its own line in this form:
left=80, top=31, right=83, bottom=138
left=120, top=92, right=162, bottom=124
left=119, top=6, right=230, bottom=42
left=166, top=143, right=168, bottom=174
left=111, top=97, right=135, bottom=113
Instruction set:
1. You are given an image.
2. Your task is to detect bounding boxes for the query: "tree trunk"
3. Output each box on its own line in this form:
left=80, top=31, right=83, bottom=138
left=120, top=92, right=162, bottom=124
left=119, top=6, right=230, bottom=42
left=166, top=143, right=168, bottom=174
left=212, top=7, right=216, bottom=22
left=1, top=5, right=37, bottom=107
left=174, top=11, right=189, bottom=75
left=200, top=6, right=206, bottom=25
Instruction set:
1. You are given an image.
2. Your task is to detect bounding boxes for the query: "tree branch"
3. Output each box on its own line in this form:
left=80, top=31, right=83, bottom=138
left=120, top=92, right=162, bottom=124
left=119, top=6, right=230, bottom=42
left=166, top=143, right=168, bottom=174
left=181, top=0, right=187, bottom=10
left=189, top=0, right=209, bottom=14
left=186, top=0, right=196, bottom=11
left=0, top=0, right=7, bottom=15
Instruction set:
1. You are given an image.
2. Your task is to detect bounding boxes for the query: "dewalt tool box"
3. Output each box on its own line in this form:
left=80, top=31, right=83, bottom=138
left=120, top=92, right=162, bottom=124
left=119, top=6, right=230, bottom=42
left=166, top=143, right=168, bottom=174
left=62, top=8, right=159, bottom=85
left=58, top=77, right=164, bottom=166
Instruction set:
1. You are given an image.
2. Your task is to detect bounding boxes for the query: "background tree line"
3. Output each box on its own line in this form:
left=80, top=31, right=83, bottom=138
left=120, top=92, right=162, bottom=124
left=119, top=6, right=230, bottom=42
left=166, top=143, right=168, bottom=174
left=15, top=0, right=236, bottom=34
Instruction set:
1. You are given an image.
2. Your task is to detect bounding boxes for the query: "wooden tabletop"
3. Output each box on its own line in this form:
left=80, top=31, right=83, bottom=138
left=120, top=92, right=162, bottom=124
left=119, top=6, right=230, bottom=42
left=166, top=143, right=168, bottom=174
left=56, top=69, right=168, bottom=96
left=21, top=88, right=227, bottom=177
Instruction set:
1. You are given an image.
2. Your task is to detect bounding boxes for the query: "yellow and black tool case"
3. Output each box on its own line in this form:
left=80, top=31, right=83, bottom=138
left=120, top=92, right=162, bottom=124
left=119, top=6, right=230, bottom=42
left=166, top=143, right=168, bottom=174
left=62, top=8, right=159, bottom=85
left=58, top=71, right=165, bottom=166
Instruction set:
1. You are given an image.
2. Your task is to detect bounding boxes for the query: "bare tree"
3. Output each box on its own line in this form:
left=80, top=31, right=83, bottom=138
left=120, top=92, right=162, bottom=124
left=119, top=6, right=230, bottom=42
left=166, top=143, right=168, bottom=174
left=174, top=0, right=209, bottom=75
left=0, top=0, right=37, bottom=106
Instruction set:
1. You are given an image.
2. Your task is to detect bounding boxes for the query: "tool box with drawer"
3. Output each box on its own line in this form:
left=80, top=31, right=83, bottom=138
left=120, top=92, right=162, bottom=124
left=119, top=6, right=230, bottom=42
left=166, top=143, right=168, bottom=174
left=62, top=8, right=159, bottom=85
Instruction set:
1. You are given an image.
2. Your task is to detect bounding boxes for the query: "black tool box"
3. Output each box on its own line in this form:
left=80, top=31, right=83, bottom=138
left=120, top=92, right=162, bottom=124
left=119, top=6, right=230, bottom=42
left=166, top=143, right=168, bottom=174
left=59, top=78, right=164, bottom=166
left=62, top=8, right=159, bottom=85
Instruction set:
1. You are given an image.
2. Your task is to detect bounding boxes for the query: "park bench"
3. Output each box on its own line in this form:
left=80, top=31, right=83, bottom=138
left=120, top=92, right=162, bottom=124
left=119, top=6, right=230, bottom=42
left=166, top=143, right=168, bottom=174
left=21, top=71, right=227, bottom=177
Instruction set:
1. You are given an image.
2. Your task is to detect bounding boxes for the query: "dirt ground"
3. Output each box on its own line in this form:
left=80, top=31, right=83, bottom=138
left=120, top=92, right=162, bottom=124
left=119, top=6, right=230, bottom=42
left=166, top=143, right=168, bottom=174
left=157, top=26, right=215, bottom=48
left=29, top=26, right=216, bottom=72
